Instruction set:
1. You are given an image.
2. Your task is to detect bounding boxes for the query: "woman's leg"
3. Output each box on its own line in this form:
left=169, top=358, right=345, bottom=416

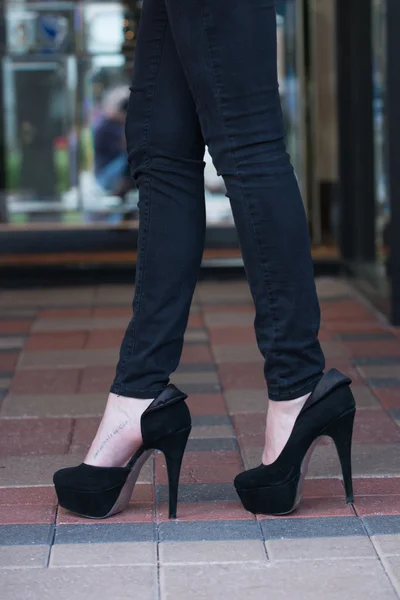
left=85, top=0, right=205, bottom=466
left=164, top=0, right=325, bottom=461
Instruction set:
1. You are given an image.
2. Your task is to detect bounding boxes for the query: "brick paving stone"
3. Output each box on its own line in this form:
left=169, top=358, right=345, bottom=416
left=78, top=366, right=116, bottom=393
left=19, top=348, right=119, bottom=368
left=85, top=329, right=126, bottom=349
left=0, top=320, right=32, bottom=334
left=303, top=479, right=345, bottom=498
left=368, top=389, right=400, bottom=410
left=353, top=410, right=400, bottom=444
left=359, top=366, right=400, bottom=382
left=0, top=417, right=73, bottom=457
left=212, top=345, right=262, bottom=364
left=185, top=393, right=227, bottom=415
left=320, top=340, right=351, bottom=358
left=57, top=503, right=154, bottom=525
left=218, top=363, right=265, bottom=390
left=208, top=327, right=257, bottom=345
left=155, top=451, right=242, bottom=485
left=354, top=495, right=400, bottom=517
left=26, top=332, right=88, bottom=351
left=39, top=308, right=92, bottom=318
left=0, top=504, right=56, bottom=525
left=0, top=393, right=106, bottom=418
left=181, top=345, right=213, bottom=364
left=353, top=478, right=400, bottom=496
left=0, top=352, right=18, bottom=370
left=307, top=444, right=400, bottom=478
left=0, top=454, right=93, bottom=487
left=32, top=316, right=131, bottom=333
left=191, top=424, right=234, bottom=439
left=3, top=278, right=400, bottom=598
left=345, top=341, right=400, bottom=357
left=11, top=369, right=81, bottom=394
left=157, top=501, right=251, bottom=522
left=224, top=389, right=267, bottom=414
left=258, top=496, right=354, bottom=520
left=0, top=487, right=57, bottom=505
left=204, top=312, right=255, bottom=327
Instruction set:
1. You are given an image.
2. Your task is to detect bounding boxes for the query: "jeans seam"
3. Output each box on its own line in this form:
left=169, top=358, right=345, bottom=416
left=111, top=385, right=165, bottom=394
left=199, top=5, right=280, bottom=394
left=114, top=18, right=168, bottom=386
left=268, top=375, right=321, bottom=400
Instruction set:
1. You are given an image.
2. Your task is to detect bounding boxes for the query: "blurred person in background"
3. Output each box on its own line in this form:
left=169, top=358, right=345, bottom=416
left=93, top=93, right=134, bottom=200
left=54, top=0, right=356, bottom=522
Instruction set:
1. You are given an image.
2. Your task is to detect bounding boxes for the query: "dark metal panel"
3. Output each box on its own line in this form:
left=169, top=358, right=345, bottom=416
left=386, top=0, right=400, bottom=325
left=336, top=0, right=376, bottom=262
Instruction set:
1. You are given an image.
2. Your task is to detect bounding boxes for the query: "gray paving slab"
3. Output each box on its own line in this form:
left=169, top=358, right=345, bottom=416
left=260, top=517, right=366, bottom=539
left=0, top=545, right=48, bottom=568
left=371, top=535, right=400, bottom=557
left=224, top=389, right=268, bottom=414
left=157, top=482, right=237, bottom=504
left=54, top=523, right=156, bottom=544
left=363, top=516, right=400, bottom=536
left=352, top=386, right=380, bottom=409
left=158, top=520, right=261, bottom=542
left=170, top=382, right=221, bottom=394
left=266, top=535, right=375, bottom=560
left=190, top=424, right=234, bottom=439
left=353, top=355, right=400, bottom=364
left=186, top=438, right=238, bottom=452
left=383, top=556, right=400, bottom=597
left=50, top=542, right=156, bottom=566
left=0, top=524, right=54, bottom=546
left=191, top=415, right=232, bottom=427
left=0, top=337, right=25, bottom=350
left=159, top=540, right=267, bottom=564
left=368, top=378, right=400, bottom=389
left=1, top=565, right=157, bottom=600
left=212, top=345, right=262, bottom=364
left=160, top=559, right=396, bottom=600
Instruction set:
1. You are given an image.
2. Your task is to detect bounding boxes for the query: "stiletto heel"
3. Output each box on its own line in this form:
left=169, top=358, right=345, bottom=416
left=156, top=428, right=191, bottom=518
left=235, top=369, right=356, bottom=516
left=322, top=408, right=355, bottom=504
left=53, top=385, right=191, bottom=519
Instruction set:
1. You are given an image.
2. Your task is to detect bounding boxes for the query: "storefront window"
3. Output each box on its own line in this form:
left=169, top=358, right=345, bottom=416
left=1, top=0, right=306, bottom=231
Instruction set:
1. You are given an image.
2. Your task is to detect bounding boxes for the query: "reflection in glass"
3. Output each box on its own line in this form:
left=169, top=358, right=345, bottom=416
left=372, top=0, right=390, bottom=271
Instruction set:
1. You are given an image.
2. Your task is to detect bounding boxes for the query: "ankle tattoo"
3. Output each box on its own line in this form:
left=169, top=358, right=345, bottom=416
left=93, top=420, right=129, bottom=459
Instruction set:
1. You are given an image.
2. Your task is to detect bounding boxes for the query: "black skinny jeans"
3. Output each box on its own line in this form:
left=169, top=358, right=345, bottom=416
left=110, top=0, right=325, bottom=401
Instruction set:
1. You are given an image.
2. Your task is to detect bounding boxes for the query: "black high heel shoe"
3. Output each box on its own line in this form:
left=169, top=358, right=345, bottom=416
left=234, top=369, right=356, bottom=516
left=53, top=385, right=191, bottom=520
